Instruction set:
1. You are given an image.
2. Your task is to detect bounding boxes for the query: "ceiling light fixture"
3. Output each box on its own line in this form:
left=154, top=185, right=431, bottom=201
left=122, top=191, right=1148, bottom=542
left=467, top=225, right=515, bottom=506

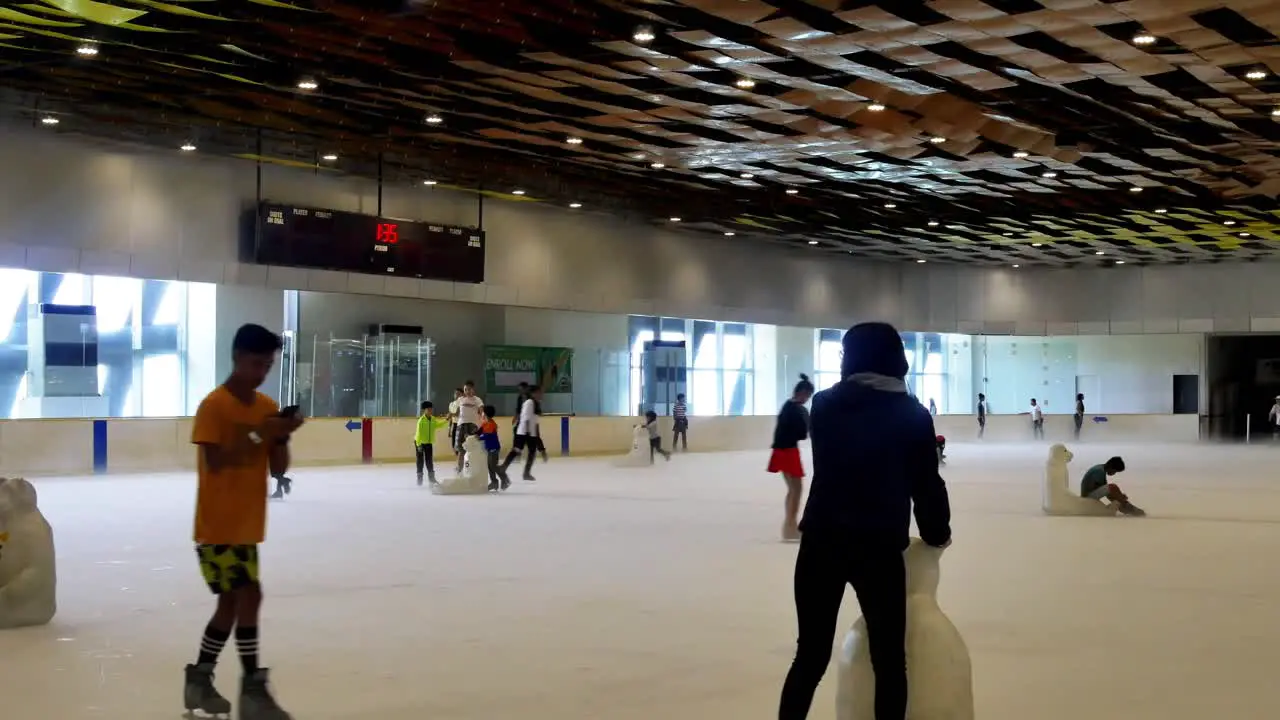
left=1115, top=260, right=1126, bottom=265
left=1272, top=108, right=1280, bottom=117
left=1239, top=232, right=1250, bottom=237
left=1042, top=171, right=1058, bottom=178
left=1224, top=220, right=1237, bottom=225
left=650, top=162, right=666, bottom=169
left=735, top=77, right=756, bottom=89
left=740, top=172, right=754, bottom=179
left=669, top=217, right=681, bottom=222
left=1095, top=250, right=1105, bottom=255
left=884, top=203, right=897, bottom=209
left=1003, top=232, right=1013, bottom=236
left=1155, top=208, right=1168, bottom=213
left=632, top=26, right=656, bottom=43
left=40, top=116, right=59, bottom=126
left=1032, top=242, right=1043, bottom=247
left=297, top=77, right=318, bottom=90
left=867, top=103, right=886, bottom=112
left=916, top=259, right=927, bottom=263
left=724, top=231, right=735, bottom=236
left=928, top=221, right=940, bottom=227
left=807, top=240, right=819, bottom=245
left=1129, top=186, right=1143, bottom=192
left=1132, top=32, right=1156, bottom=45
left=785, top=188, right=799, bottom=195
left=569, top=202, right=582, bottom=209
left=1012, top=151, right=1029, bottom=158
left=180, top=142, right=196, bottom=152
left=929, top=136, right=946, bottom=144
left=566, top=136, right=584, bottom=145
left=321, top=153, right=338, bottom=161
left=422, top=180, right=437, bottom=185
left=425, top=114, right=443, bottom=124
left=512, top=189, right=526, bottom=196
left=1012, top=264, right=1020, bottom=268
left=75, top=44, right=99, bottom=56
left=1247, top=69, right=1268, bottom=80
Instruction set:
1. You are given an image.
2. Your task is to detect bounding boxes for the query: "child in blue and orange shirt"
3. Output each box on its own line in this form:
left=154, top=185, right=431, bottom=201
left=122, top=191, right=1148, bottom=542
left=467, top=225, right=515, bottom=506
left=479, top=405, right=509, bottom=492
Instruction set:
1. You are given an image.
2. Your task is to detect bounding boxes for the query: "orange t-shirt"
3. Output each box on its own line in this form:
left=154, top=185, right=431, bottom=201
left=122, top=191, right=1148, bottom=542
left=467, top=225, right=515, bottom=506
left=192, top=386, right=279, bottom=545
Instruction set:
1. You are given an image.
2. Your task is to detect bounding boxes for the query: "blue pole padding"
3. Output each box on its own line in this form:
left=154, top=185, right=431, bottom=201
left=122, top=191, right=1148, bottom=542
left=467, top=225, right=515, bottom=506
left=561, top=416, right=570, bottom=456
left=92, top=419, right=108, bottom=474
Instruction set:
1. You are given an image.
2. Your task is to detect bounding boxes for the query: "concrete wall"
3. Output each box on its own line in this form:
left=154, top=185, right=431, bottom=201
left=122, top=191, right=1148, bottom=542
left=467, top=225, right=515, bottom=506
left=2, top=127, right=1279, bottom=334
left=0, top=413, right=1200, bottom=477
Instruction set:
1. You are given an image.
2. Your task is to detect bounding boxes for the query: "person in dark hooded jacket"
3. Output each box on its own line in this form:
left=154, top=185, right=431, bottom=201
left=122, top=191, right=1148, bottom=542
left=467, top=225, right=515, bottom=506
left=778, top=322, right=952, bottom=720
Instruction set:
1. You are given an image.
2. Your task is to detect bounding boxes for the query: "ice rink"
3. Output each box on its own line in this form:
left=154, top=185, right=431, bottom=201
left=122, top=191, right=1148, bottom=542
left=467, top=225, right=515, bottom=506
left=5, top=441, right=1280, bottom=719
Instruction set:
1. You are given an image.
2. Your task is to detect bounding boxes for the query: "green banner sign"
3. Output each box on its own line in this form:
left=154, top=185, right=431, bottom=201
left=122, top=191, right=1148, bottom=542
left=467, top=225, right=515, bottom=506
left=484, top=345, right=573, bottom=393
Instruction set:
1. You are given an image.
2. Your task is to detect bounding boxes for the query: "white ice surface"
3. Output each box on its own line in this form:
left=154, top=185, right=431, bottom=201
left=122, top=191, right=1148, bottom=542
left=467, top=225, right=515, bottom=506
left=4, top=442, right=1280, bottom=719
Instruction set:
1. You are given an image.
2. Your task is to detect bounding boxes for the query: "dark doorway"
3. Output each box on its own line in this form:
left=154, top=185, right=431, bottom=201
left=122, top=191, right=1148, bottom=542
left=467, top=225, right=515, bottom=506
left=1205, top=334, right=1280, bottom=440
left=1172, top=374, right=1198, bottom=415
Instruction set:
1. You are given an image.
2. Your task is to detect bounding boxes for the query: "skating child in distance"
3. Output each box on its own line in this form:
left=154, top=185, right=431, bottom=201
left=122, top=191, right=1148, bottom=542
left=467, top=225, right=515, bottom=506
left=414, top=401, right=449, bottom=486
left=1080, top=456, right=1144, bottom=516
left=936, top=434, right=947, bottom=466
left=672, top=393, right=689, bottom=452
left=768, top=374, right=814, bottom=542
left=644, top=410, right=672, bottom=463
left=479, top=405, right=509, bottom=491
left=186, top=324, right=302, bottom=720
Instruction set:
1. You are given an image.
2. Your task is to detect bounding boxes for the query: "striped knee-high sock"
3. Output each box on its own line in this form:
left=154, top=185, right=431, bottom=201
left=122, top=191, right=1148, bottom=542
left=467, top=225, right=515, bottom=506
left=235, top=626, right=260, bottom=674
left=197, top=624, right=231, bottom=666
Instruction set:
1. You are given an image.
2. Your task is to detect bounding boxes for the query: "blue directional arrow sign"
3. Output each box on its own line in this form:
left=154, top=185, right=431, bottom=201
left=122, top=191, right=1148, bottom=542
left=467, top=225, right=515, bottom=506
left=345, top=419, right=361, bottom=432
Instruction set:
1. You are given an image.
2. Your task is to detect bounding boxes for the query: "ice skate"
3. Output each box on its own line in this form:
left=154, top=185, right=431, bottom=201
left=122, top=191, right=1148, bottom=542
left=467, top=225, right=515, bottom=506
left=523, top=473, right=536, bottom=482
left=280, top=476, right=292, bottom=495
left=781, top=521, right=801, bottom=543
left=416, top=473, right=423, bottom=487
left=487, top=482, right=499, bottom=492
left=268, top=486, right=283, bottom=500
left=183, top=663, right=231, bottom=719
left=500, top=477, right=510, bottom=491
left=239, top=669, right=291, bottom=720
left=1118, top=502, right=1146, bottom=517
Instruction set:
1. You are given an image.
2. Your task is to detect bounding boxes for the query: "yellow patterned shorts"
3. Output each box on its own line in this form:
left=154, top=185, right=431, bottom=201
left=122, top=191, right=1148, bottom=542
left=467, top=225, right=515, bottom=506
left=196, top=544, right=260, bottom=594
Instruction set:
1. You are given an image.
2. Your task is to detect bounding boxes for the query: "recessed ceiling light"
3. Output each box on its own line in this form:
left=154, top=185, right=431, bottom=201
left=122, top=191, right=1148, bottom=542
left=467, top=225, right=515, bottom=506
left=1129, top=186, right=1143, bottom=192
left=1042, top=171, right=1058, bottom=178
left=632, top=27, right=655, bottom=43
left=40, top=116, right=59, bottom=125
left=929, top=136, right=946, bottom=144
left=425, top=114, right=443, bottom=124
left=740, top=172, right=754, bottom=179
left=569, top=202, right=582, bottom=209
left=735, top=77, right=756, bottom=89
left=1032, top=242, right=1043, bottom=247
left=1012, top=151, right=1029, bottom=158
left=713, top=56, right=733, bottom=65
left=1247, top=69, right=1268, bottom=80
left=1155, top=208, right=1168, bottom=213
left=1239, top=232, right=1250, bottom=237
left=785, top=188, right=799, bottom=195
left=927, top=220, right=940, bottom=227
left=1115, top=260, right=1126, bottom=265
left=650, top=162, right=665, bottom=169
left=566, top=136, right=584, bottom=145
left=916, top=259, right=927, bottom=263
left=180, top=142, right=196, bottom=152
left=1095, top=250, right=1105, bottom=255
left=807, top=240, right=819, bottom=245
left=1012, top=264, right=1020, bottom=268
left=884, top=203, right=897, bottom=209
left=321, top=153, right=338, bottom=161
left=75, top=44, right=98, bottom=56
left=512, top=189, right=526, bottom=196
left=1002, top=232, right=1013, bottom=236
left=669, top=217, right=681, bottom=222
left=1224, top=220, right=1237, bottom=225
left=1132, top=32, right=1156, bottom=45
left=297, top=78, right=318, bottom=90
left=422, top=180, right=437, bottom=185
left=867, top=103, right=886, bottom=112
left=1271, top=108, right=1280, bottom=117
left=724, top=231, right=735, bottom=236
left=648, top=65, right=660, bottom=72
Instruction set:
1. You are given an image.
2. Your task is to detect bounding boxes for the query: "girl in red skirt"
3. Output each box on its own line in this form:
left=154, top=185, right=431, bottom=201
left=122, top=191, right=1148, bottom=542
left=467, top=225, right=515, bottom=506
left=769, top=374, right=815, bottom=541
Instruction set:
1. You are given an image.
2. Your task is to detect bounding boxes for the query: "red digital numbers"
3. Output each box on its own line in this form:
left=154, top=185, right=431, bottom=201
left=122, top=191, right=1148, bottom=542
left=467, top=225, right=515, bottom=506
left=376, top=223, right=399, bottom=244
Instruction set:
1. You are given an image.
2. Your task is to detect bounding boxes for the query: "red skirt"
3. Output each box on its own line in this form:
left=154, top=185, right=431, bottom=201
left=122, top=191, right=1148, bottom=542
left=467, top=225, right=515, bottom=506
left=767, top=448, right=805, bottom=477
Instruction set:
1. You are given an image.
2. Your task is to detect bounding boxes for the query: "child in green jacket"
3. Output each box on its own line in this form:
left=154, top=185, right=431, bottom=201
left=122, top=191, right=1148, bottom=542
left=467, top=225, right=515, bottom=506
left=415, top=401, right=449, bottom=485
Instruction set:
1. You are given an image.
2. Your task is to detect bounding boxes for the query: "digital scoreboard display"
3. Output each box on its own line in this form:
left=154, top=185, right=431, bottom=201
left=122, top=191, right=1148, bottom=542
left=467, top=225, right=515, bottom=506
left=245, top=203, right=485, bottom=284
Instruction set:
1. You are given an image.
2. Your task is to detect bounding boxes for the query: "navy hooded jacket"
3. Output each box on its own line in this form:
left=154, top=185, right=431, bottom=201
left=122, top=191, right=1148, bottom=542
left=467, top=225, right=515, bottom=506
left=799, top=323, right=952, bottom=549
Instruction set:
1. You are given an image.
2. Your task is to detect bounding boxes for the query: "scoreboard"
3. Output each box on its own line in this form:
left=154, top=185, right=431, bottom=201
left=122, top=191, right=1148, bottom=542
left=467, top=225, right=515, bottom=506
left=244, top=203, right=485, bottom=284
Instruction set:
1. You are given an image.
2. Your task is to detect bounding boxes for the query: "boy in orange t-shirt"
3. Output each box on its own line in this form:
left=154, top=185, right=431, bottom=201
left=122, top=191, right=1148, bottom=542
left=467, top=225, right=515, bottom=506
left=184, top=324, right=303, bottom=720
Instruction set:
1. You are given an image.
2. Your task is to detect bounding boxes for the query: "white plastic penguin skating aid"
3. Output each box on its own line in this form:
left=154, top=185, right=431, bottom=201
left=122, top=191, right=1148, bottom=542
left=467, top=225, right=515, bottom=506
left=614, top=424, right=653, bottom=468
left=431, top=436, right=491, bottom=495
left=0, top=477, right=56, bottom=629
left=836, top=539, right=973, bottom=720
left=1042, top=443, right=1117, bottom=517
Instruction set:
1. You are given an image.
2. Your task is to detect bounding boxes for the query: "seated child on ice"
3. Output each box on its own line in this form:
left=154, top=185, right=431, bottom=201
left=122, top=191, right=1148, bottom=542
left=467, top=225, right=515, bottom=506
left=1080, top=456, right=1144, bottom=516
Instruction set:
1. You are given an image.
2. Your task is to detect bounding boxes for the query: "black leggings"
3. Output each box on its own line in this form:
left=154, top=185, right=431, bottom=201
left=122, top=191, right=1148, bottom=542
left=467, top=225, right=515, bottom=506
left=779, top=534, right=907, bottom=720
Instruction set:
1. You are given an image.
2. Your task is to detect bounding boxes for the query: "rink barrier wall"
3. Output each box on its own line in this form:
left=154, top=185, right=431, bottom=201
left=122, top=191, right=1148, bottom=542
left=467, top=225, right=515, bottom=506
left=0, top=413, right=1199, bottom=477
